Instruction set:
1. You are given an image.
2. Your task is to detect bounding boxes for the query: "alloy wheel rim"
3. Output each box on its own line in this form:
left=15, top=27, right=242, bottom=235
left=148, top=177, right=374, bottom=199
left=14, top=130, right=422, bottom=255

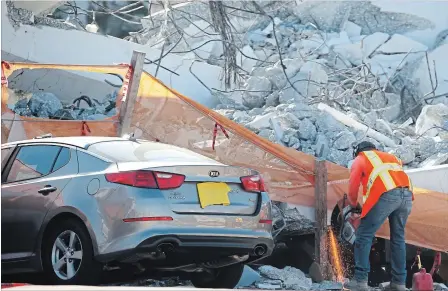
left=51, top=230, right=83, bottom=280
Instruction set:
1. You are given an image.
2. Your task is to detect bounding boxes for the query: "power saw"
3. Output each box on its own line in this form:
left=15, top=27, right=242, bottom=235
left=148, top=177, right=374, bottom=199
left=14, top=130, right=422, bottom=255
left=338, top=193, right=362, bottom=245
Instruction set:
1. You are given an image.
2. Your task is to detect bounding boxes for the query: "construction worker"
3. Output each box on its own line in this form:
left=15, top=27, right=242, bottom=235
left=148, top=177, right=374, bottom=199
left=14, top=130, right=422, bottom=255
left=344, top=141, right=414, bottom=291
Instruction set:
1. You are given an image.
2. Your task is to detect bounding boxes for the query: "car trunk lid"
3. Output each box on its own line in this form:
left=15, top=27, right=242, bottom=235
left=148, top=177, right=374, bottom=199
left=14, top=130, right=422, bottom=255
left=116, top=162, right=262, bottom=215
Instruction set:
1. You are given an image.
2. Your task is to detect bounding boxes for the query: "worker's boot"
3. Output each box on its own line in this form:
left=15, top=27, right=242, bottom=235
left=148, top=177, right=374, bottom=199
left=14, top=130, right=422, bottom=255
left=343, top=279, right=369, bottom=291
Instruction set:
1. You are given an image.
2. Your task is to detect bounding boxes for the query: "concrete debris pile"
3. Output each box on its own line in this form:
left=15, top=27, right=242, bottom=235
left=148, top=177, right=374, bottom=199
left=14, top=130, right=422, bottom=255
left=128, top=0, right=448, bottom=169
left=9, top=91, right=118, bottom=121
left=238, top=265, right=448, bottom=290
left=195, top=2, right=448, bottom=169
left=237, top=265, right=345, bottom=290
left=106, top=265, right=448, bottom=290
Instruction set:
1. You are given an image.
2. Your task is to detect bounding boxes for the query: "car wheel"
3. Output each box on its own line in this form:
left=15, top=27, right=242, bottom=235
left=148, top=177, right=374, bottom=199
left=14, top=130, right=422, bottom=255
left=42, top=219, right=101, bottom=285
left=190, top=263, right=244, bottom=288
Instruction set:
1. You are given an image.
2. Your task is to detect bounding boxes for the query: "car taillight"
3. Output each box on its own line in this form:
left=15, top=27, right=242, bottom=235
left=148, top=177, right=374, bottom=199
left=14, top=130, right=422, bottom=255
left=154, top=172, right=185, bottom=189
left=240, top=174, right=266, bottom=192
left=105, top=171, right=185, bottom=189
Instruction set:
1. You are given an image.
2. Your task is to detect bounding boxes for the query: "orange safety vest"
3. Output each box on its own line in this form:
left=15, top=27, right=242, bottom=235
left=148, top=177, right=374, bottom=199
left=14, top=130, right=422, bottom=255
left=359, top=150, right=414, bottom=218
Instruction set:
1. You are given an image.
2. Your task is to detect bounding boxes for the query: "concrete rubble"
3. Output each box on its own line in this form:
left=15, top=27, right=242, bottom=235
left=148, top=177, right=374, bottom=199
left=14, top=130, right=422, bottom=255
left=241, top=265, right=447, bottom=291
left=9, top=91, right=119, bottom=121
left=237, top=265, right=344, bottom=290
left=101, top=265, right=448, bottom=291
left=6, top=1, right=448, bottom=169
left=200, top=1, right=448, bottom=169
left=106, top=264, right=447, bottom=291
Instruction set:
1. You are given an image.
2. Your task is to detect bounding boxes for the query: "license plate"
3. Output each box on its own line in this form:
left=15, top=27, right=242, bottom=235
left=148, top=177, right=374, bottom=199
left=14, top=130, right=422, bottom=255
left=197, top=182, right=231, bottom=208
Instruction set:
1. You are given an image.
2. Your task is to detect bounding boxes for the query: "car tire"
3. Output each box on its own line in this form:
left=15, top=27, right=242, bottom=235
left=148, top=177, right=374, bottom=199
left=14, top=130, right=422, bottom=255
left=190, top=263, right=244, bottom=289
left=42, top=219, right=101, bottom=285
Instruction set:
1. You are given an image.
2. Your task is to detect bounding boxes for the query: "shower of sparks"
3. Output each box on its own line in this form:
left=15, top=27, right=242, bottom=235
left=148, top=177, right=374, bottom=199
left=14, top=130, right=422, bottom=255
left=328, top=227, right=345, bottom=282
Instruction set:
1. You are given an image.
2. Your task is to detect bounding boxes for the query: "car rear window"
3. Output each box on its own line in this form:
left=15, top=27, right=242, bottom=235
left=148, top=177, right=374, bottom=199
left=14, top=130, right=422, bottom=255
left=87, top=141, right=220, bottom=164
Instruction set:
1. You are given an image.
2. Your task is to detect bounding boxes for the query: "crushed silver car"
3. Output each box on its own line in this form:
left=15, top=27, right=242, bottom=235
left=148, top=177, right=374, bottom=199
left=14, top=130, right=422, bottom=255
left=1, top=136, right=274, bottom=287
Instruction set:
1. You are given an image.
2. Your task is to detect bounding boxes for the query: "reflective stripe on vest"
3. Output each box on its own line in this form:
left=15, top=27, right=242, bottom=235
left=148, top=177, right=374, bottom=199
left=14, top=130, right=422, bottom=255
left=362, top=151, right=402, bottom=203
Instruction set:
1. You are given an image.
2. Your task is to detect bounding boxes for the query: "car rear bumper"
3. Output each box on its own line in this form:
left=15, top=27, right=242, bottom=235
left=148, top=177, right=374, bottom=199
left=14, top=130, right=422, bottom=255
left=95, top=234, right=274, bottom=265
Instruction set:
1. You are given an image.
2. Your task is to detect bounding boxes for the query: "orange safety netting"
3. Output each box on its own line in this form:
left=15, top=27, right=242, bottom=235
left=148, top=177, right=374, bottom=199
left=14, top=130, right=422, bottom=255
left=1, top=62, right=447, bottom=252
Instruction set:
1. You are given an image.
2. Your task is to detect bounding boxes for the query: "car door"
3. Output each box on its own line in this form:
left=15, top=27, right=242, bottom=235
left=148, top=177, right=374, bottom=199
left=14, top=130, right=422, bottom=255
left=1, top=144, right=74, bottom=260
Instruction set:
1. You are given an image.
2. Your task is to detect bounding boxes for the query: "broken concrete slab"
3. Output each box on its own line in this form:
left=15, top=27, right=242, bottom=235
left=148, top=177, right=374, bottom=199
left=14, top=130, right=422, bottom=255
left=265, top=92, right=280, bottom=107
left=328, top=148, right=352, bottom=167
left=28, top=92, right=63, bottom=118
left=289, top=103, right=316, bottom=120
left=290, top=62, right=328, bottom=98
left=415, top=137, right=437, bottom=160
left=382, top=93, right=402, bottom=122
left=265, top=66, right=288, bottom=90
left=415, top=103, right=448, bottom=137
left=298, top=118, right=317, bottom=141
left=213, top=91, right=244, bottom=107
left=327, top=31, right=352, bottom=47
left=375, top=34, right=428, bottom=55
left=375, top=119, right=394, bottom=136
left=242, top=76, right=272, bottom=109
left=294, top=1, right=434, bottom=38
left=333, top=131, right=357, bottom=150
left=237, top=45, right=258, bottom=72
left=246, top=112, right=277, bottom=130
left=277, top=112, right=302, bottom=129
left=334, top=42, right=363, bottom=66
left=258, top=265, right=312, bottom=291
left=392, top=145, right=416, bottom=165
left=361, top=32, right=391, bottom=58
left=420, top=152, right=448, bottom=168
left=342, top=21, right=362, bottom=38
left=233, top=110, right=251, bottom=123
left=318, top=103, right=397, bottom=147
left=282, top=58, right=305, bottom=79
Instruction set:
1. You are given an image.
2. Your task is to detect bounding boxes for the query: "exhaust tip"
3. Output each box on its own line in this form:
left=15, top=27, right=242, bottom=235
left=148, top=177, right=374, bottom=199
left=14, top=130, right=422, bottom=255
left=253, top=244, right=267, bottom=256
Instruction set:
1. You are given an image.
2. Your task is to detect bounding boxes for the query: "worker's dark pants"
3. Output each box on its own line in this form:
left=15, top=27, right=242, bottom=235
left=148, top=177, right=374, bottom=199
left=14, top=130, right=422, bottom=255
left=354, top=187, right=413, bottom=285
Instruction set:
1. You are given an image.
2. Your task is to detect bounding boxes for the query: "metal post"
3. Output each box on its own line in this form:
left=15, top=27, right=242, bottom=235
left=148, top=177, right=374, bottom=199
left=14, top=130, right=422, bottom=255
left=118, top=50, right=146, bottom=136
left=314, top=159, right=329, bottom=278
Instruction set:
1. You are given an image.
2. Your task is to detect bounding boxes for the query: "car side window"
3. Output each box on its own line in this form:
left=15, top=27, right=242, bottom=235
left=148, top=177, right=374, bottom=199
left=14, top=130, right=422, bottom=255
left=6, top=145, right=61, bottom=183
left=52, top=147, right=70, bottom=172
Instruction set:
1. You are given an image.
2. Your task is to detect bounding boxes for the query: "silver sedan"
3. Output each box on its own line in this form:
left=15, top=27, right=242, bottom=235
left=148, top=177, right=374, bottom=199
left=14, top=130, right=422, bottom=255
left=1, top=136, right=274, bottom=287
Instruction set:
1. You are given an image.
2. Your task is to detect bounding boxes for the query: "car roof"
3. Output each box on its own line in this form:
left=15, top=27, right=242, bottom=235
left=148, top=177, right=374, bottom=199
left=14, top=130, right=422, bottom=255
left=2, top=136, right=135, bottom=149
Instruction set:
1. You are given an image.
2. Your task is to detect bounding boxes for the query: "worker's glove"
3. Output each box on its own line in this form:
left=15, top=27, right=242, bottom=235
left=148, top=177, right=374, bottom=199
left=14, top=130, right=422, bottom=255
left=342, top=205, right=353, bottom=217
left=353, top=203, right=362, bottom=214
left=342, top=204, right=362, bottom=217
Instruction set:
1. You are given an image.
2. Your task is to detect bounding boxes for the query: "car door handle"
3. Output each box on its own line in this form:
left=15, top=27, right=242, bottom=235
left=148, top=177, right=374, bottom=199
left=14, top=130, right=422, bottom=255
left=38, top=185, right=57, bottom=195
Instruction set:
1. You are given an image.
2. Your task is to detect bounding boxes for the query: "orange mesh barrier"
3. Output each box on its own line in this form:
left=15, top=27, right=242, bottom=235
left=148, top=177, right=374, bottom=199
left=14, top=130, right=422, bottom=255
left=1, top=62, right=447, bottom=252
